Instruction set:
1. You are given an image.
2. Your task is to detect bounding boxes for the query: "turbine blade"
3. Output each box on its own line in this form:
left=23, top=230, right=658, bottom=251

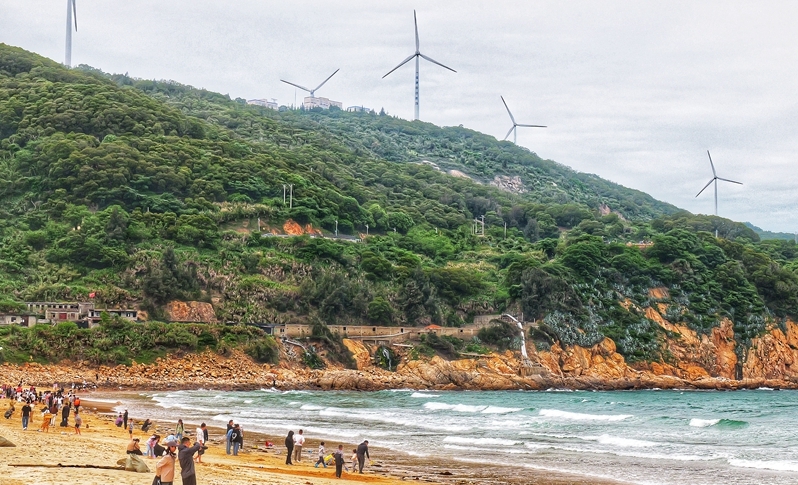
left=72, top=0, right=78, bottom=31
left=503, top=126, right=514, bottom=141
left=418, top=53, right=456, bottom=73
left=707, top=150, right=716, bottom=177
left=717, top=177, right=742, bottom=185
left=414, top=10, right=419, bottom=53
left=501, top=96, right=516, bottom=124
left=382, top=54, right=416, bottom=78
left=695, top=179, right=713, bottom=197
left=280, top=79, right=311, bottom=93
left=516, top=124, right=547, bottom=128
left=313, top=68, right=339, bottom=93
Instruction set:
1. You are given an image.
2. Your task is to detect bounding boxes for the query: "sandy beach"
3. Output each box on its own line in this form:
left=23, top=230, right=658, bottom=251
left=0, top=393, right=620, bottom=485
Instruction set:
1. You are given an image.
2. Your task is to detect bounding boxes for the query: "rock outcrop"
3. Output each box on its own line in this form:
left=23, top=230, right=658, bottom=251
left=165, top=301, right=217, bottom=323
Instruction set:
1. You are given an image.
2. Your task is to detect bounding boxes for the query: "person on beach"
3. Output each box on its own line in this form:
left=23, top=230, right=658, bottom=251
left=225, top=420, right=234, bottom=455
left=3, top=401, right=14, bottom=419
left=147, top=434, right=161, bottom=458
left=175, top=419, right=184, bottom=441
left=350, top=448, right=358, bottom=472
left=40, top=410, right=52, bottom=432
left=195, top=423, right=207, bottom=463
left=178, top=437, right=203, bottom=485
left=115, top=413, right=123, bottom=427
left=60, top=402, right=70, bottom=427
left=127, top=438, right=143, bottom=455
left=315, top=441, right=327, bottom=468
left=73, top=411, right=82, bottom=435
left=356, top=440, right=370, bottom=473
left=231, top=424, right=243, bottom=456
left=128, top=419, right=134, bottom=439
left=284, top=430, right=294, bottom=465
left=21, top=401, right=31, bottom=430
left=123, top=409, right=128, bottom=429
left=293, top=429, right=305, bottom=462
left=155, top=440, right=178, bottom=485
left=142, top=418, right=153, bottom=432
left=333, top=444, right=345, bottom=478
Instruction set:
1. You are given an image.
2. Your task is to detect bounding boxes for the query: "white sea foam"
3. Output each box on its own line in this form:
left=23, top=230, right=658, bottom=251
left=729, top=459, right=798, bottom=472
left=481, top=406, right=522, bottom=414
left=580, top=434, right=657, bottom=448
left=411, top=392, right=440, bottom=398
left=422, top=402, right=487, bottom=413
left=300, top=404, right=325, bottom=411
left=689, top=418, right=720, bottom=428
left=539, top=409, right=632, bottom=421
left=443, top=436, right=519, bottom=446
left=243, top=400, right=253, bottom=404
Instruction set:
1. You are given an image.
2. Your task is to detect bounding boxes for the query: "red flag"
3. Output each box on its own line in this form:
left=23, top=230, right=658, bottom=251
left=89, top=292, right=96, bottom=298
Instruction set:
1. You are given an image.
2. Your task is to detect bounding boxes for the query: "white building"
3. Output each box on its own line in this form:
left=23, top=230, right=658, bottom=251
left=303, top=96, right=342, bottom=110
left=247, top=99, right=278, bottom=109
left=346, top=106, right=374, bottom=113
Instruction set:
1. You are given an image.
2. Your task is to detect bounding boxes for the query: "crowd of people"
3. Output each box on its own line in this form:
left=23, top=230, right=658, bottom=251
left=2, top=382, right=84, bottom=434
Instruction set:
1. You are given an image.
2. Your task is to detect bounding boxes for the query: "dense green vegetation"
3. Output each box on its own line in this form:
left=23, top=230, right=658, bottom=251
left=0, top=314, right=279, bottom=365
left=1, top=44, right=797, bottom=369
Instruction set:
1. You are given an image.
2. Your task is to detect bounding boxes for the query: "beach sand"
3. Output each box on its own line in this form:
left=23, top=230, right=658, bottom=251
left=0, top=395, right=621, bottom=485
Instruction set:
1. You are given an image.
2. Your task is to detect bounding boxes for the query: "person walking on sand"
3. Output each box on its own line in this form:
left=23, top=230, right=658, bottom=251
left=315, top=441, right=327, bottom=468
left=284, top=430, right=294, bottom=465
left=333, top=445, right=345, bottom=478
left=356, top=440, right=370, bottom=473
left=123, top=409, right=128, bottom=429
left=175, top=419, right=184, bottom=441
left=349, top=448, right=357, bottom=472
left=225, top=420, right=234, bottom=455
left=178, top=437, right=202, bottom=485
left=40, top=410, right=52, bottom=432
left=21, top=401, right=31, bottom=430
left=155, top=439, right=178, bottom=485
left=194, top=423, right=207, bottom=463
left=128, top=419, right=134, bottom=439
left=73, top=411, right=82, bottom=435
left=293, top=429, right=305, bottom=463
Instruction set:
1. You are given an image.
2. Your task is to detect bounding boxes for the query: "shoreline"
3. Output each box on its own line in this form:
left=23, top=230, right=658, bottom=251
left=79, top=392, right=625, bottom=485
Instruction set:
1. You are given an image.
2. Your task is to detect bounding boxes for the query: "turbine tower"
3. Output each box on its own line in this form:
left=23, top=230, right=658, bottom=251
left=383, top=10, right=456, bottom=121
left=695, top=150, right=742, bottom=217
left=280, top=69, right=340, bottom=99
left=501, top=96, right=546, bottom=144
left=65, top=0, right=78, bottom=68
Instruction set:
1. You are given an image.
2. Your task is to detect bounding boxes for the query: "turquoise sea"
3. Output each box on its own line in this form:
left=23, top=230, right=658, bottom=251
left=109, top=388, right=798, bottom=485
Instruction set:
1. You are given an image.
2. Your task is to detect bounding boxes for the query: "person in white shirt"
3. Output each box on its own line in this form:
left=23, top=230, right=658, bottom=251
left=293, top=429, right=305, bottom=462
left=195, top=423, right=207, bottom=463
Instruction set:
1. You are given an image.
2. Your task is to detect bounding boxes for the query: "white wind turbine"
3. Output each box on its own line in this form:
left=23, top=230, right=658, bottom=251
left=280, top=69, right=340, bottom=100
left=65, top=0, right=78, bottom=68
left=383, top=10, right=456, bottom=121
left=696, top=150, right=743, bottom=236
left=501, top=96, right=546, bottom=144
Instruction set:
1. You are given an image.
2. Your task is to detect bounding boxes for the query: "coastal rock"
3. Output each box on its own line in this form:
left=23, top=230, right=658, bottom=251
left=165, top=301, right=217, bottom=323
left=342, top=339, right=372, bottom=371
left=0, top=436, right=15, bottom=447
left=743, top=320, right=798, bottom=380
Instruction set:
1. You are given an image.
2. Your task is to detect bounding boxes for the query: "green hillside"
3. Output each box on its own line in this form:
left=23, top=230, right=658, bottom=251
left=1, top=44, right=797, bottom=367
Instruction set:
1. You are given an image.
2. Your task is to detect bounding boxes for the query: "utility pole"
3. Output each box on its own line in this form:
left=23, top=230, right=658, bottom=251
left=282, top=184, right=287, bottom=205
left=480, top=215, right=485, bottom=237
left=335, top=220, right=338, bottom=237
left=504, top=222, right=507, bottom=238
left=365, top=224, right=369, bottom=236
left=289, top=184, right=294, bottom=209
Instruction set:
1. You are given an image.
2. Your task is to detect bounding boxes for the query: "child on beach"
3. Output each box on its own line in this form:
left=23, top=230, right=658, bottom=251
left=40, top=411, right=52, bottom=432
left=73, top=411, right=81, bottom=435
left=314, top=442, right=327, bottom=468
left=128, top=419, right=134, bottom=439
left=350, top=449, right=358, bottom=473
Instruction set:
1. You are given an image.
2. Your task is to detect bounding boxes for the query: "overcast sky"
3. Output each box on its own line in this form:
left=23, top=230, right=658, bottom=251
left=2, top=1, right=797, bottom=232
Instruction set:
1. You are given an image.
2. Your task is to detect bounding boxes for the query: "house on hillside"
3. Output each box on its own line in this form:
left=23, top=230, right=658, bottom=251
left=0, top=313, right=38, bottom=327
left=85, top=308, right=139, bottom=327
left=26, top=302, right=95, bottom=323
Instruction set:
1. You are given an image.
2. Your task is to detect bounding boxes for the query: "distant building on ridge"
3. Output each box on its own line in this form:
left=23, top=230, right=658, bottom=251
left=346, top=106, right=374, bottom=113
left=303, top=96, right=342, bottom=110
left=247, top=98, right=278, bottom=109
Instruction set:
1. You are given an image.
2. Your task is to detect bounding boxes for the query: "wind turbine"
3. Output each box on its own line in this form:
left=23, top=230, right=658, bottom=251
left=280, top=69, right=340, bottom=99
left=383, top=10, right=456, bottom=121
left=501, top=96, right=546, bottom=144
left=65, top=0, right=78, bottom=68
left=695, top=150, right=742, bottom=217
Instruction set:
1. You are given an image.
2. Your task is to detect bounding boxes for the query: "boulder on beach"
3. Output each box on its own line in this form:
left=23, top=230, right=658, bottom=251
left=0, top=435, right=15, bottom=447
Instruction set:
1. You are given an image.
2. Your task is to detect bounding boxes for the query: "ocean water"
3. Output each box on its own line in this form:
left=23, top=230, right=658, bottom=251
left=113, top=388, right=798, bottom=485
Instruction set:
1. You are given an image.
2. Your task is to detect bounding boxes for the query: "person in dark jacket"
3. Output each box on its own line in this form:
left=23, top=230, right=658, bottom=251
left=178, top=437, right=203, bottom=485
left=284, top=430, right=294, bottom=465
left=231, top=424, right=244, bottom=456
left=333, top=444, right=346, bottom=478
left=356, top=440, right=370, bottom=473
left=123, top=409, right=129, bottom=429
left=60, top=402, right=70, bottom=427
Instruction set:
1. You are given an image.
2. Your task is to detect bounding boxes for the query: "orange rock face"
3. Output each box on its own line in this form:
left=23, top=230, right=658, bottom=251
left=165, top=301, right=218, bottom=323
left=743, top=319, right=798, bottom=380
